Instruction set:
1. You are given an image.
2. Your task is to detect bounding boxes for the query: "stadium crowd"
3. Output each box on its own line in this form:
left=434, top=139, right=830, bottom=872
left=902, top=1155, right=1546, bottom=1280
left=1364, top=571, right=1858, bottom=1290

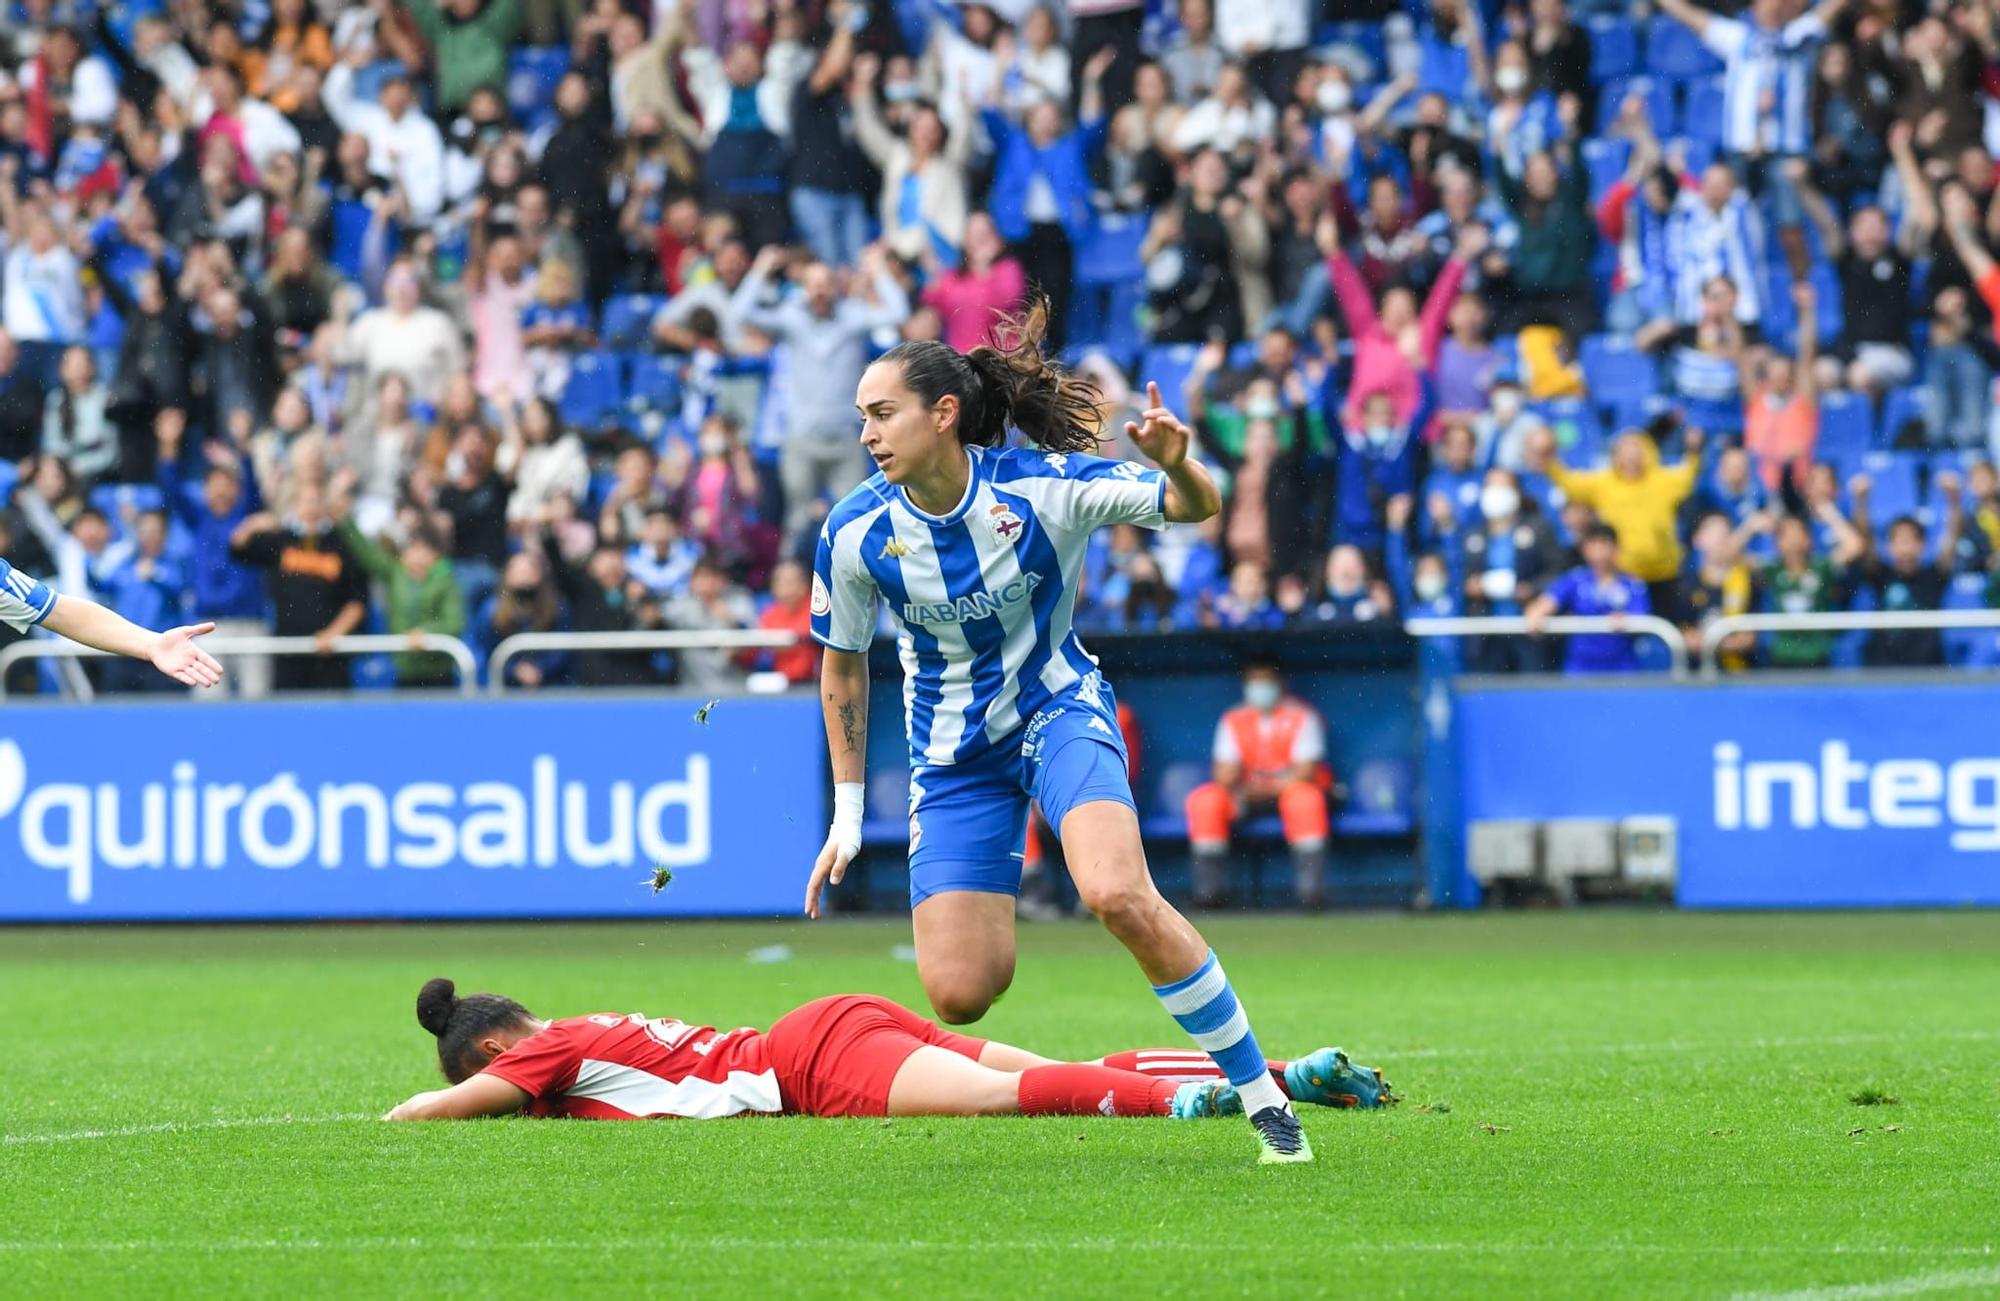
left=5, top=0, right=2000, bottom=695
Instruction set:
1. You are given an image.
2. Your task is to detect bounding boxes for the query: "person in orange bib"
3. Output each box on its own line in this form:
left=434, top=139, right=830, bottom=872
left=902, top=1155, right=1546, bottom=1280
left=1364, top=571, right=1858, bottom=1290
left=1184, top=654, right=1334, bottom=909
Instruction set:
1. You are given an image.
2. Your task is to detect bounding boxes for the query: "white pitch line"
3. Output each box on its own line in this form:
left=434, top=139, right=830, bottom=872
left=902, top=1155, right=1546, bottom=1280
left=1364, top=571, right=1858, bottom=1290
left=1390, top=1028, right=2000, bottom=1062
left=0, top=1241, right=1991, bottom=1259
left=1734, top=1265, right=2000, bottom=1300
left=1, top=1113, right=373, bottom=1146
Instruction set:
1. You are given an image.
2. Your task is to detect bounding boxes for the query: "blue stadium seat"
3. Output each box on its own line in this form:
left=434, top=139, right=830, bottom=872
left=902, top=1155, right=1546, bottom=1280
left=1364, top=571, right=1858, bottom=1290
left=1534, top=397, right=1607, bottom=467
left=1645, top=18, right=1723, bottom=80
left=626, top=353, right=682, bottom=414
left=1579, top=333, right=1656, bottom=412
left=558, top=350, right=624, bottom=429
left=1076, top=214, right=1147, bottom=288
left=1587, top=16, right=1640, bottom=84
left=1139, top=343, right=1204, bottom=411
left=1815, top=392, right=1872, bottom=461
left=1878, top=386, right=1927, bottom=448
left=1680, top=76, right=1726, bottom=146
left=1417, top=39, right=1471, bottom=98
left=1103, top=278, right=1147, bottom=363
left=600, top=295, right=664, bottom=350
left=1337, top=758, right=1416, bottom=837
left=1151, top=759, right=1207, bottom=818
left=1941, top=572, right=1997, bottom=666
left=1677, top=136, right=1719, bottom=176
left=1582, top=137, right=1631, bottom=205
left=0, top=459, right=16, bottom=501
left=1856, top=451, right=1921, bottom=525
left=507, top=47, right=569, bottom=122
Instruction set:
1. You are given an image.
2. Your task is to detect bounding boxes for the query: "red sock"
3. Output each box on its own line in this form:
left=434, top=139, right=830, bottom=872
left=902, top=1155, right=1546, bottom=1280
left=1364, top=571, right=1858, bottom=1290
left=1017, top=1064, right=1179, bottom=1117
left=1097, top=1050, right=1293, bottom=1096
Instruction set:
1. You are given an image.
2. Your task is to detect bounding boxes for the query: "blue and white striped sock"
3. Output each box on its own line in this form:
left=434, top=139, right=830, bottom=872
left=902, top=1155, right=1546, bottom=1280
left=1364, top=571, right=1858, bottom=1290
left=1152, top=950, right=1289, bottom=1116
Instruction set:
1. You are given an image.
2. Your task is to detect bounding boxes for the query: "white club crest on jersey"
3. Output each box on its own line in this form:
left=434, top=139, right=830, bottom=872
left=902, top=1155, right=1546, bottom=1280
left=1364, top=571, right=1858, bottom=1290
left=810, top=573, right=831, bottom=617
left=984, top=503, right=1025, bottom=544
left=1110, top=462, right=1143, bottom=481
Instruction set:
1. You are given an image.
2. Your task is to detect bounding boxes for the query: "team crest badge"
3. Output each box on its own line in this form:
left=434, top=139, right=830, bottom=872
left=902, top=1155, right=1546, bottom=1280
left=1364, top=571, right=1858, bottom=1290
left=810, top=573, right=831, bottom=617
left=986, top=504, right=1025, bottom=543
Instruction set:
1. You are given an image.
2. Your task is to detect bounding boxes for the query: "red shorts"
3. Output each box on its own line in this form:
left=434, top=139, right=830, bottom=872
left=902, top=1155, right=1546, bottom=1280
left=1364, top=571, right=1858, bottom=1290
left=763, top=995, right=987, bottom=1118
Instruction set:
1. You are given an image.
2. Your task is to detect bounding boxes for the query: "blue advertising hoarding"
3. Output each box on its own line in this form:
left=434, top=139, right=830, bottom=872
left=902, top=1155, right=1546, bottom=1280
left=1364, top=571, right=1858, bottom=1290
left=0, top=695, right=824, bottom=921
left=1454, top=680, right=2000, bottom=907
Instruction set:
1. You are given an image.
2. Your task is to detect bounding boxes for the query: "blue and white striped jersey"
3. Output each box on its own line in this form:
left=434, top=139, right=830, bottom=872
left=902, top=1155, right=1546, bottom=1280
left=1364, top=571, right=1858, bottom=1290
left=0, top=554, right=57, bottom=633
left=812, top=445, right=1168, bottom=766
left=1702, top=13, right=1825, bottom=157
left=1667, top=191, right=1766, bottom=325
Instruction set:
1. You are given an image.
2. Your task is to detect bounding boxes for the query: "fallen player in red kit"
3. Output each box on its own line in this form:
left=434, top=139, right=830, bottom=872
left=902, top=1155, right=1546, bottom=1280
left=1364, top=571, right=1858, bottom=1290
left=385, top=980, right=1397, bottom=1123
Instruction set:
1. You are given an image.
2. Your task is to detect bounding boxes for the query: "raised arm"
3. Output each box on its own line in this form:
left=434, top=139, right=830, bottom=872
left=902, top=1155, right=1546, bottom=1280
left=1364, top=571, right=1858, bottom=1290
left=1943, top=185, right=1999, bottom=286
left=1127, top=380, right=1221, bottom=524
left=1792, top=282, right=1820, bottom=402
left=1320, top=216, right=1380, bottom=338
left=1418, top=228, right=1481, bottom=367
left=1656, top=0, right=1715, bottom=39
left=1889, top=121, right=1936, bottom=257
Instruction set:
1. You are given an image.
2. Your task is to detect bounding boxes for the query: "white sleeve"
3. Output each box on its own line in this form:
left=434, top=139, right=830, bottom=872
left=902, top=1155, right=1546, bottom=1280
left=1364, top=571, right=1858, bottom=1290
left=0, top=556, right=58, bottom=633
left=1699, top=15, right=1749, bottom=61
left=71, top=58, right=120, bottom=126
left=1291, top=710, right=1326, bottom=766
left=1062, top=454, right=1170, bottom=532
left=1212, top=717, right=1239, bottom=764
left=811, top=517, right=880, bottom=653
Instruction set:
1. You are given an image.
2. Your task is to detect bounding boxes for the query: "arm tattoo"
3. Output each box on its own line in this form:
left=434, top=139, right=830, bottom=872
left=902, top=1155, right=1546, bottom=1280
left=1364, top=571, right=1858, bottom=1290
left=836, top=701, right=861, bottom=755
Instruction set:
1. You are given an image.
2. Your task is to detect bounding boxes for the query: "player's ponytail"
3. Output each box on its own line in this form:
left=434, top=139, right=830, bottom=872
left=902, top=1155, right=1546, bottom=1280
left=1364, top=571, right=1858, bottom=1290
left=878, top=296, right=1104, bottom=454
left=415, top=977, right=537, bottom=1083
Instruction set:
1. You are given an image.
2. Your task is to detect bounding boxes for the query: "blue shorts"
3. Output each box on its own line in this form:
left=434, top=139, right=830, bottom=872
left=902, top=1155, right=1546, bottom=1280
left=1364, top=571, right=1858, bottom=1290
left=904, top=679, right=1135, bottom=907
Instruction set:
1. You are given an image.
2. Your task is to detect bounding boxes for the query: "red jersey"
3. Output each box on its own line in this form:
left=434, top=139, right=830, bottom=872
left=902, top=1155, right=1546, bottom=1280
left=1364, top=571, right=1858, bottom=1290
left=481, top=1013, right=781, bottom=1120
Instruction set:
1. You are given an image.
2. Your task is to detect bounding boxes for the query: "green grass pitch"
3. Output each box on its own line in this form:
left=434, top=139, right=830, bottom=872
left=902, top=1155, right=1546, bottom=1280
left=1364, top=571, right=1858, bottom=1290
left=5, top=912, right=1998, bottom=1299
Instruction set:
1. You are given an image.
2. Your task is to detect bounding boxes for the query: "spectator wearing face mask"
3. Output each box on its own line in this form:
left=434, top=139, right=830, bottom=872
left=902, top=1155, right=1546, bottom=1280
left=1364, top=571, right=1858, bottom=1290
left=1442, top=468, right=1566, bottom=671
left=1183, top=654, right=1334, bottom=909
left=475, top=549, right=567, bottom=690
left=1525, top=521, right=1653, bottom=675
left=1474, top=373, right=1547, bottom=472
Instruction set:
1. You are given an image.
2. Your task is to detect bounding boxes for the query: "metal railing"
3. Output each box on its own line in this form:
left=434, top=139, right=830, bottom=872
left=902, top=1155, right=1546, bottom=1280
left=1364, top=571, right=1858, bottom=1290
left=487, top=629, right=799, bottom=692
left=0, top=633, right=481, bottom=699
left=1699, top=609, right=2000, bottom=679
left=1404, top=614, right=1690, bottom=679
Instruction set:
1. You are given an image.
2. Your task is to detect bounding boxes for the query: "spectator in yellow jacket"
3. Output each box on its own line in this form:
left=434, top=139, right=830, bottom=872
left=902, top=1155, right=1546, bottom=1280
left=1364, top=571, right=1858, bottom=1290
left=1548, top=429, right=1705, bottom=612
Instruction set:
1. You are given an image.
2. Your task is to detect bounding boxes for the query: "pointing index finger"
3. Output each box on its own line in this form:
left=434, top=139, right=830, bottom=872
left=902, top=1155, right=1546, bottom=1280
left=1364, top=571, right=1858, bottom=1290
left=1146, top=380, right=1164, bottom=409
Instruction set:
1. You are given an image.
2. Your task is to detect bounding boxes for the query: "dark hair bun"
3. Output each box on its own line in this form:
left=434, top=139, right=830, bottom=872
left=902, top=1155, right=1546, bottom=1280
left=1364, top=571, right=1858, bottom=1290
left=416, top=978, right=459, bottom=1037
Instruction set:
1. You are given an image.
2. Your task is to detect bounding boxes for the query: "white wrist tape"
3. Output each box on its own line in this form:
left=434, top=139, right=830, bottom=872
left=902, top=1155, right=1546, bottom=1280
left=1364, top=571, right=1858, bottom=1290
left=830, top=783, right=865, bottom=855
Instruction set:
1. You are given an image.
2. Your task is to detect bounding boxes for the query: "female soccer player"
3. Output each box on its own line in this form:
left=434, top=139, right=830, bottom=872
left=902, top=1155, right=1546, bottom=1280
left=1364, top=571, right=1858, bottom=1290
left=0, top=554, right=222, bottom=686
left=384, top=978, right=1394, bottom=1123
left=803, top=301, right=1316, bottom=1163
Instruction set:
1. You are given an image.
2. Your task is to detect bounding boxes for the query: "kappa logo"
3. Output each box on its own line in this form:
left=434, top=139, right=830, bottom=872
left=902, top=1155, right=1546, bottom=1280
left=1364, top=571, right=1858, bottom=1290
left=1098, top=1090, right=1118, bottom=1117
left=809, top=573, right=832, bottom=618
left=1110, top=462, right=1144, bottom=481
left=1088, top=716, right=1114, bottom=737
left=985, top=504, right=1025, bottom=543
left=880, top=536, right=921, bottom=560
left=1045, top=453, right=1070, bottom=476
